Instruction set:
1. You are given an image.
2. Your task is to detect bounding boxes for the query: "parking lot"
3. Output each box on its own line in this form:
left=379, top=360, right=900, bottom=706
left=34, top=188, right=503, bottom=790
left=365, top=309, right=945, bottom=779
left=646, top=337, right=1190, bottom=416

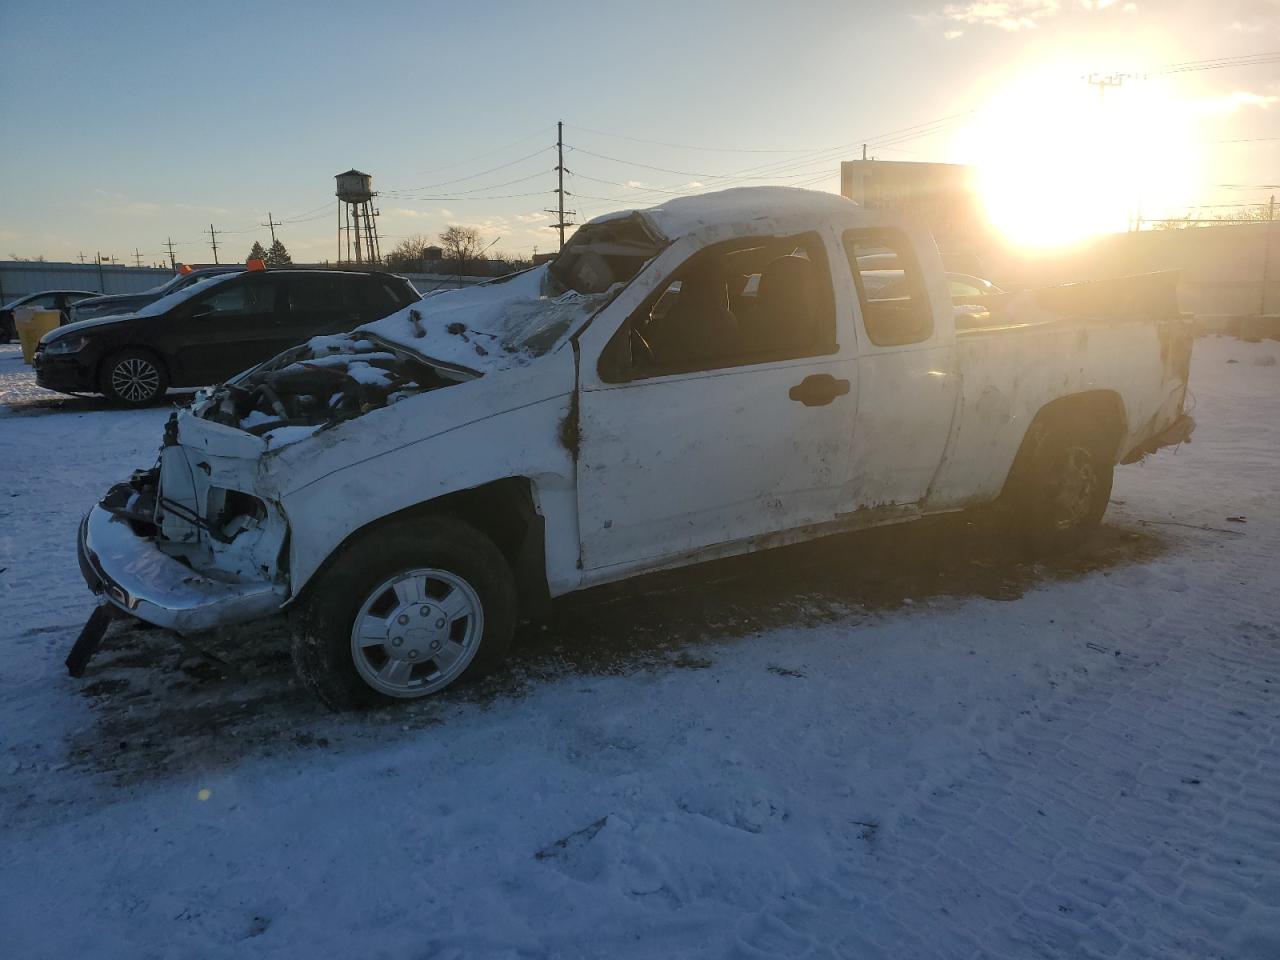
left=2, top=336, right=1279, bottom=958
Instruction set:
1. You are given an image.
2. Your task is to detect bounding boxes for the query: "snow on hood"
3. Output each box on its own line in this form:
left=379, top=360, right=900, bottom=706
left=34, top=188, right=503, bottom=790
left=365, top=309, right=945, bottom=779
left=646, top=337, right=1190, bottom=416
left=358, top=265, right=616, bottom=372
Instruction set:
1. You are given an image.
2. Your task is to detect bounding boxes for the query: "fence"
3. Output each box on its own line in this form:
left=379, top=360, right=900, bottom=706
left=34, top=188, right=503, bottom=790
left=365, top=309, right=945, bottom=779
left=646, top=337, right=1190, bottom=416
left=0, top=261, right=172, bottom=304
left=988, top=219, right=1279, bottom=320
left=0, top=262, right=504, bottom=307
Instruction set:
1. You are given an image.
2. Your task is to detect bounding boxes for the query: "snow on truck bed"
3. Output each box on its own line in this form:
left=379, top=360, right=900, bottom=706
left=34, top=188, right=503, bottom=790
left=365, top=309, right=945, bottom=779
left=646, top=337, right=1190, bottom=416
left=1, top=337, right=1279, bottom=958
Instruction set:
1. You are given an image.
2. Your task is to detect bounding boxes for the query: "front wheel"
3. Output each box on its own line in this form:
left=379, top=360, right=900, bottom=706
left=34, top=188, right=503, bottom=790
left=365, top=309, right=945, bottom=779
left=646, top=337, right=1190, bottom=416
left=290, top=516, right=516, bottom=710
left=101, top=349, right=168, bottom=406
left=1010, top=420, right=1115, bottom=555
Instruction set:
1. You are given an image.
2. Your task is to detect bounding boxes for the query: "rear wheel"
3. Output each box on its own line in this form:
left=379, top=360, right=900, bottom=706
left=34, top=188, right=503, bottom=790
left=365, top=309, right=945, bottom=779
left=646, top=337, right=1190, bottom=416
left=290, top=515, right=516, bottom=710
left=1009, top=419, right=1115, bottom=554
left=101, top=349, right=168, bottom=407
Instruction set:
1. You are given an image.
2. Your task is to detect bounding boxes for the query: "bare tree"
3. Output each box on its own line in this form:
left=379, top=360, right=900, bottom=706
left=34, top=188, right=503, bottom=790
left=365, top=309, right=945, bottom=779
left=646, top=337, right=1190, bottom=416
left=384, top=233, right=435, bottom=271
left=438, top=225, right=484, bottom=275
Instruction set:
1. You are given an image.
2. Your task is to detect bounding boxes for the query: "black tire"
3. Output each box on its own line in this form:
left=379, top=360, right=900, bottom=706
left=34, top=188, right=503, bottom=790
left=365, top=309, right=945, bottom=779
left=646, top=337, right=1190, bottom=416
left=290, top=515, right=517, bottom=711
left=100, top=348, right=168, bottom=407
left=1008, top=418, right=1115, bottom=555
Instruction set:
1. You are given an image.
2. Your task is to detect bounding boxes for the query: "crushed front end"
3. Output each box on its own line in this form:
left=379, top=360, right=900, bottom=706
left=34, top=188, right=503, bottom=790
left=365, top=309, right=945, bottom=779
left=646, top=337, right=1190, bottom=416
left=72, top=411, right=291, bottom=672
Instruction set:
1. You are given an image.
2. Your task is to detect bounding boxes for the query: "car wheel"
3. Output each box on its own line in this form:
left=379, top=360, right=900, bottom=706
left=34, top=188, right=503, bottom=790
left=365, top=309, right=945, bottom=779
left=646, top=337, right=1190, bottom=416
left=1012, top=419, right=1115, bottom=554
left=101, top=349, right=168, bottom=407
left=290, top=515, right=517, bottom=710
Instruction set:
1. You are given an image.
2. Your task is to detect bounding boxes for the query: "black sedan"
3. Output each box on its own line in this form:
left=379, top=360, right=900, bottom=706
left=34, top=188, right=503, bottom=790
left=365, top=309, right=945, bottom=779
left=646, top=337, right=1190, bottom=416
left=35, top=267, right=419, bottom=406
left=1, top=289, right=99, bottom=342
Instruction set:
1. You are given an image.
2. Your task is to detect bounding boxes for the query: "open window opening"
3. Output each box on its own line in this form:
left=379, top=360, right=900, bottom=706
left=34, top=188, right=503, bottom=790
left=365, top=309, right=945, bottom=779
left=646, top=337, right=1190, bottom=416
left=601, top=231, right=837, bottom=381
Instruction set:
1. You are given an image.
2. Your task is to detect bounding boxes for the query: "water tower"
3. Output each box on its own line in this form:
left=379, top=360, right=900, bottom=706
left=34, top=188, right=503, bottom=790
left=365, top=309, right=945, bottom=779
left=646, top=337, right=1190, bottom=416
left=335, top=169, right=381, bottom=265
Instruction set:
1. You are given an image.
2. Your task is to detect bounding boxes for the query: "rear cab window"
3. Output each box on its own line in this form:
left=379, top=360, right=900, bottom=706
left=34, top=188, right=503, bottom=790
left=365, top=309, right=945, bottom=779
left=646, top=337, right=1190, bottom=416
left=842, top=229, right=934, bottom=347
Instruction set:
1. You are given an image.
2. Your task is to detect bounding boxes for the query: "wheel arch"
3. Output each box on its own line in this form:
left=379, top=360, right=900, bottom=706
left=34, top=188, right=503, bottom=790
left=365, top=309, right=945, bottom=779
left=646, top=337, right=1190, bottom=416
left=1000, top=389, right=1127, bottom=499
left=290, top=476, right=551, bottom=620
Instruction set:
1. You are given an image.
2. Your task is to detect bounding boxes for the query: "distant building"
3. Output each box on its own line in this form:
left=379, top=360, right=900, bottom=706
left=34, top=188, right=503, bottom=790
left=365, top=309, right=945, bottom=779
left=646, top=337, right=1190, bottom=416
left=840, top=160, right=991, bottom=263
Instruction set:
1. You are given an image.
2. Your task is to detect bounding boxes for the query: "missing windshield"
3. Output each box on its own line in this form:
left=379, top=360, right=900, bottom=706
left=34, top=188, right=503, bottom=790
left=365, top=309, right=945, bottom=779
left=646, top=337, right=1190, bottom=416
left=548, top=213, right=665, bottom=295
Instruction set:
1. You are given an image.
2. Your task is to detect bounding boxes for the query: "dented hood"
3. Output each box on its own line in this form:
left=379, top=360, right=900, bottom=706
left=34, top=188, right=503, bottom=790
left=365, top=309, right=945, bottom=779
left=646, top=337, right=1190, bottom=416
left=357, top=265, right=615, bottom=372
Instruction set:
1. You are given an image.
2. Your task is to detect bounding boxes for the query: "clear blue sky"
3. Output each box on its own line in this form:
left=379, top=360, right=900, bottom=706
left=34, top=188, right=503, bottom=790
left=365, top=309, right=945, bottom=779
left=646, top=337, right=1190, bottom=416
left=1, top=0, right=1276, bottom=263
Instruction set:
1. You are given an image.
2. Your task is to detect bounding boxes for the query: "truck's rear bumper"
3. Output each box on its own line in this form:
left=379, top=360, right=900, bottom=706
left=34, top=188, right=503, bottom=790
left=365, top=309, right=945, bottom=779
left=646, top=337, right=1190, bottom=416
left=1121, top=414, right=1195, bottom=464
left=78, top=502, right=286, bottom=635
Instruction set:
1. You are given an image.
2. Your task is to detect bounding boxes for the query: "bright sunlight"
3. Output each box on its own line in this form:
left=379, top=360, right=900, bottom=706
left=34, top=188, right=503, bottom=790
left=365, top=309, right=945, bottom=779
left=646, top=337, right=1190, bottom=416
left=957, top=66, right=1204, bottom=249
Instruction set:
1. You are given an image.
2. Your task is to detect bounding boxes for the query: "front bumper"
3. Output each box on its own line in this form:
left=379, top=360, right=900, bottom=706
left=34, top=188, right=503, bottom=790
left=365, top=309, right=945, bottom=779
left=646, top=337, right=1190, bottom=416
left=34, top=350, right=96, bottom=392
left=77, top=502, right=287, bottom=635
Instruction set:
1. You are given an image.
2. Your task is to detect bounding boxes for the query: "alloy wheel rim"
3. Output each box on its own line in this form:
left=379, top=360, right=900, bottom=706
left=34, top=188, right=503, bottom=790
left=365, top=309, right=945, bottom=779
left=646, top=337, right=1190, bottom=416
left=350, top=568, right=484, bottom=698
left=111, top=358, right=160, bottom=402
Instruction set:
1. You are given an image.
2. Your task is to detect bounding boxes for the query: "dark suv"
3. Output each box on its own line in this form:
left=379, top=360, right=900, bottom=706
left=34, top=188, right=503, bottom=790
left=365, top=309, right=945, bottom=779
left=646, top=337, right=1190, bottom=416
left=34, top=268, right=419, bottom=406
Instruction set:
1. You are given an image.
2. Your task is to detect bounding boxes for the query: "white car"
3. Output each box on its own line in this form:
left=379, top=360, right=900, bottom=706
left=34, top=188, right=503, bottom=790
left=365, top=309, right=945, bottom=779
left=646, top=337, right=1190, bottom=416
left=72, top=187, right=1195, bottom=708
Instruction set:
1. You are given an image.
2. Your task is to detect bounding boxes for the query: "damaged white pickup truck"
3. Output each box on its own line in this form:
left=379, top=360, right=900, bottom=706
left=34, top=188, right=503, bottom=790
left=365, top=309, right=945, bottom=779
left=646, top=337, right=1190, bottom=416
left=72, top=187, right=1194, bottom=708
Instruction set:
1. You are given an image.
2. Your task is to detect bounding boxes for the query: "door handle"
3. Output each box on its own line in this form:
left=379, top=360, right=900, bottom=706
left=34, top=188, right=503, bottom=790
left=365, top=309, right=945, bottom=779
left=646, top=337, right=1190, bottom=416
left=789, top=373, right=850, bottom=407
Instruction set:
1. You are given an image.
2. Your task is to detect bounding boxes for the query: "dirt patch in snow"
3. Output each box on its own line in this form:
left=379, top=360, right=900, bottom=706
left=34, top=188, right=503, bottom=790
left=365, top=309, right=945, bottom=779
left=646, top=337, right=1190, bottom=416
left=60, top=511, right=1163, bottom=788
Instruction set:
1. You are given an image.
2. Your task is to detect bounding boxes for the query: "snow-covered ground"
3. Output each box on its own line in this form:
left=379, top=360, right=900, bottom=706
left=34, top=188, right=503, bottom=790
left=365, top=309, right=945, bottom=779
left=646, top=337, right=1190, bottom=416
left=1, top=336, right=1277, bottom=959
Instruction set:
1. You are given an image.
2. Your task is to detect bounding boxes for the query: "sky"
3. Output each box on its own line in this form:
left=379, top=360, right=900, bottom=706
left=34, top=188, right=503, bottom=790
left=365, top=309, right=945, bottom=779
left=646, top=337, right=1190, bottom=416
left=1, top=0, right=1277, bottom=263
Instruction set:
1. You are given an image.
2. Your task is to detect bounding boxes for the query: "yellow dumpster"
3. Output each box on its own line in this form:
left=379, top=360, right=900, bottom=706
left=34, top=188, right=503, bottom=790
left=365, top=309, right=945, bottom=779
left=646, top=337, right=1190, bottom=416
left=16, top=308, right=62, bottom=364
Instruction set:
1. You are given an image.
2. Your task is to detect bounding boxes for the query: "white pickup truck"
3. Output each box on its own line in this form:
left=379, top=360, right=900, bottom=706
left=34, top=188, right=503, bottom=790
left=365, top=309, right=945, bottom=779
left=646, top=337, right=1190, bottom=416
left=72, top=187, right=1194, bottom=708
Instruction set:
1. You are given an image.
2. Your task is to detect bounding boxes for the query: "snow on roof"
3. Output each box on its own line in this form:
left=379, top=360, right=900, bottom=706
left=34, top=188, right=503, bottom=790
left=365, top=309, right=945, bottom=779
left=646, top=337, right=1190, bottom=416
left=587, top=186, right=860, bottom=241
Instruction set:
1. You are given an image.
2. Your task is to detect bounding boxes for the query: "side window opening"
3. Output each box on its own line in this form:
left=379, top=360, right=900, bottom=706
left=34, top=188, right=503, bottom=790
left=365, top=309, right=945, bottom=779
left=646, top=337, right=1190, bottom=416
left=196, top=278, right=277, bottom=318
left=603, top=231, right=836, bottom=380
left=843, top=229, right=933, bottom=347
left=288, top=276, right=347, bottom=317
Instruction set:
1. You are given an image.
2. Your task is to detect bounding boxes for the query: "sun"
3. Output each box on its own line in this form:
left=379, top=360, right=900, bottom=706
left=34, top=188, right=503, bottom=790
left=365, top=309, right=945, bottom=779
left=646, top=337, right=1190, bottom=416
left=954, top=66, right=1202, bottom=250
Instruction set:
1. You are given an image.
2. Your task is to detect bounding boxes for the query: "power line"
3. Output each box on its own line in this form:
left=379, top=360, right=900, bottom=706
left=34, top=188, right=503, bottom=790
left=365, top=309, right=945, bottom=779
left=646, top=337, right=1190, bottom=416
left=568, top=110, right=972, bottom=219
left=1154, top=50, right=1280, bottom=75
left=383, top=146, right=555, bottom=196
left=564, top=122, right=825, bottom=154
left=388, top=127, right=553, bottom=179
left=390, top=169, right=551, bottom=203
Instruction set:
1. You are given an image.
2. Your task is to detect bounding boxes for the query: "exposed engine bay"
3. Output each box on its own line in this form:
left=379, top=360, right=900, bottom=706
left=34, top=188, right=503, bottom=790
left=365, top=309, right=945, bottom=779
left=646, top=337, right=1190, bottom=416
left=196, top=331, right=475, bottom=440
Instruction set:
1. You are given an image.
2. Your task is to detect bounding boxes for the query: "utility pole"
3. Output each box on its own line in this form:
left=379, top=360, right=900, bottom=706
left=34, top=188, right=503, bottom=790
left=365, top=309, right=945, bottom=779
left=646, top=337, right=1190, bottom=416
left=1261, top=194, right=1276, bottom=318
left=206, top=224, right=222, bottom=264
left=862, top=143, right=867, bottom=160
left=1087, top=72, right=1130, bottom=103
left=544, top=120, right=576, bottom=251
left=95, top=253, right=106, bottom=293
left=77, top=252, right=86, bottom=264
left=262, top=211, right=281, bottom=245
left=132, top=248, right=144, bottom=268
left=164, top=237, right=177, bottom=271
